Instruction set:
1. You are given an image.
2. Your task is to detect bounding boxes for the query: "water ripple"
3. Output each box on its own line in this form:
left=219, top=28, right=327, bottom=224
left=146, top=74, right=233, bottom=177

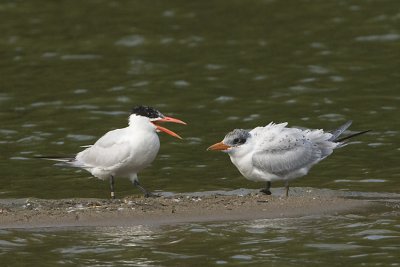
left=115, top=35, right=145, bottom=47
left=0, top=94, right=12, bottom=102
left=90, top=110, right=127, bottom=116
left=30, top=101, right=63, bottom=107
left=0, top=129, right=17, bottom=136
left=355, top=33, right=400, bottom=42
left=305, top=243, right=364, bottom=250
left=61, top=54, right=102, bottom=60
left=214, top=96, right=235, bottom=103
left=174, top=80, right=190, bottom=87
left=308, top=65, right=330, bottom=74
left=65, top=105, right=98, bottom=110
left=66, top=134, right=96, bottom=142
left=318, top=113, right=345, bottom=122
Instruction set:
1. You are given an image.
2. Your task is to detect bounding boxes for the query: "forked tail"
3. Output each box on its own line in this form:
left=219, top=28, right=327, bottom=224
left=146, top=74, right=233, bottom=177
left=329, top=120, right=370, bottom=144
left=335, top=129, right=371, bottom=142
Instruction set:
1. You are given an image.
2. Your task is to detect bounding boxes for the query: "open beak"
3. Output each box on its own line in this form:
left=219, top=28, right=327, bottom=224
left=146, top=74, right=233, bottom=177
left=207, top=142, right=231, bottom=151
left=152, top=116, right=186, bottom=139
left=156, top=116, right=187, bottom=125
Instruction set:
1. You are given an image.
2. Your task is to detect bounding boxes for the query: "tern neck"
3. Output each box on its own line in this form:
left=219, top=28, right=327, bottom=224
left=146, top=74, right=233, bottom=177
left=227, top=137, right=254, bottom=158
left=128, top=114, right=155, bottom=131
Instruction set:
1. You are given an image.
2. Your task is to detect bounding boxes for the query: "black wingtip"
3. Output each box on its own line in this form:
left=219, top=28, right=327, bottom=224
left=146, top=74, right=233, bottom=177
left=335, top=129, right=371, bottom=142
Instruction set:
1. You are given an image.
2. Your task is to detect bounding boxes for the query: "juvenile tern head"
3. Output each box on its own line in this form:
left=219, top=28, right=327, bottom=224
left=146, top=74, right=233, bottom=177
left=207, top=129, right=251, bottom=152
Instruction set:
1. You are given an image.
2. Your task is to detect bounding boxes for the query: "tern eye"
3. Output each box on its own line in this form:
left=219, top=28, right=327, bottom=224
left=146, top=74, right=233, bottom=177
left=233, top=138, right=245, bottom=145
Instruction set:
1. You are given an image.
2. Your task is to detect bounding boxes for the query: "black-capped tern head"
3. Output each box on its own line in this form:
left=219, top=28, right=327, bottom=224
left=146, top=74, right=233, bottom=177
left=131, top=105, right=186, bottom=139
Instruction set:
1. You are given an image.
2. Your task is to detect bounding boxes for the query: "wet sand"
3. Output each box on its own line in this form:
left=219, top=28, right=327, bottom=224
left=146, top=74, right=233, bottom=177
left=0, top=188, right=373, bottom=229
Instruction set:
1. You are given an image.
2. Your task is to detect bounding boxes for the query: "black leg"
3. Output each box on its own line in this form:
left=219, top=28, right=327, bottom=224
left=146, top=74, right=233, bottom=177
left=284, top=181, right=289, bottom=197
left=260, top=181, right=272, bottom=195
left=110, top=175, right=115, bottom=199
left=133, top=180, right=158, bottom=198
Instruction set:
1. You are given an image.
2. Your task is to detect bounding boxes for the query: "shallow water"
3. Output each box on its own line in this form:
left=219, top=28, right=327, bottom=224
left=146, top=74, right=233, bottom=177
left=1, top=0, right=399, bottom=265
left=0, top=202, right=399, bottom=266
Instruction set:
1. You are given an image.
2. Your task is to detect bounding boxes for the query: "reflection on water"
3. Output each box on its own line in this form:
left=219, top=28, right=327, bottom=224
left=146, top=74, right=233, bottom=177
left=0, top=205, right=399, bottom=266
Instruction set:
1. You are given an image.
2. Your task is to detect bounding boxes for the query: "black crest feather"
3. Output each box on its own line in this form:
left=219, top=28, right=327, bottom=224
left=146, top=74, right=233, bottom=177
left=131, top=105, right=164, bottom=119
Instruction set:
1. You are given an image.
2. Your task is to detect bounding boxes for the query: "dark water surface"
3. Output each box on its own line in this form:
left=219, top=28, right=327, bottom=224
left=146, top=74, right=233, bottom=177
left=1, top=0, right=399, bottom=265
left=1, top=199, right=399, bottom=266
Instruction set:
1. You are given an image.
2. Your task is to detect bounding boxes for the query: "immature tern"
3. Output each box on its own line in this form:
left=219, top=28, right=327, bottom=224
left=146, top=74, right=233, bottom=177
left=41, top=106, right=186, bottom=199
left=207, top=120, right=369, bottom=197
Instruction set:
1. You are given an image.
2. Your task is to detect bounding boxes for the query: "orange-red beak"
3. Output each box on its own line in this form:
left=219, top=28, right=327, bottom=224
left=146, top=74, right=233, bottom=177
left=155, top=116, right=187, bottom=125
left=152, top=116, right=186, bottom=139
left=207, top=142, right=231, bottom=151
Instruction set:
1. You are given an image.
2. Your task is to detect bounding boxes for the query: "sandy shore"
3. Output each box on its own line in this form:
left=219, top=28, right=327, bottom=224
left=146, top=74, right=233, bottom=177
left=0, top=188, right=373, bottom=229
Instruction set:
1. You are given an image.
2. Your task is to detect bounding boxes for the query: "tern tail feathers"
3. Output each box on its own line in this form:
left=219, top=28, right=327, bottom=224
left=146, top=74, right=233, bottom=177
left=328, top=120, right=370, bottom=145
left=329, top=120, right=352, bottom=141
left=35, top=156, right=77, bottom=165
left=335, top=130, right=371, bottom=143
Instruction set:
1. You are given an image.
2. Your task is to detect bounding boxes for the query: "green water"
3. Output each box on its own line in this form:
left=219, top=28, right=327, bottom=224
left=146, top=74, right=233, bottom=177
left=1, top=0, right=399, bottom=265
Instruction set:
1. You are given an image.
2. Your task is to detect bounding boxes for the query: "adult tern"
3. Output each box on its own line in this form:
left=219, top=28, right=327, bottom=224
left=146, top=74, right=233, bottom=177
left=42, top=105, right=186, bottom=198
left=207, top=120, right=369, bottom=197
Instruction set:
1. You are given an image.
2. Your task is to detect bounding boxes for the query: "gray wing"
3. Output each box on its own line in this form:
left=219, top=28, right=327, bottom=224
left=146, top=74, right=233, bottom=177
left=251, top=132, right=322, bottom=177
left=92, top=128, right=127, bottom=148
left=76, top=141, right=132, bottom=168
left=75, top=128, right=132, bottom=168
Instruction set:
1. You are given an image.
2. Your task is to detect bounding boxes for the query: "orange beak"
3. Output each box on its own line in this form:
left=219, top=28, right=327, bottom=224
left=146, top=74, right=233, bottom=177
left=155, top=116, right=187, bottom=125
left=152, top=116, right=186, bottom=139
left=207, top=142, right=231, bottom=151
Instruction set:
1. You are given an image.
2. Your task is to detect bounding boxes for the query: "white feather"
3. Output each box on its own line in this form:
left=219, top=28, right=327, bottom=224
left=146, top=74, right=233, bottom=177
left=72, top=115, right=160, bottom=182
left=227, top=122, right=340, bottom=183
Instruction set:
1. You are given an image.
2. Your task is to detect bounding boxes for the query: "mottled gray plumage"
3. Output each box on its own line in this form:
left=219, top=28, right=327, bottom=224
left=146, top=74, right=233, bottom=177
left=223, top=129, right=251, bottom=147
left=211, top=120, right=369, bottom=197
